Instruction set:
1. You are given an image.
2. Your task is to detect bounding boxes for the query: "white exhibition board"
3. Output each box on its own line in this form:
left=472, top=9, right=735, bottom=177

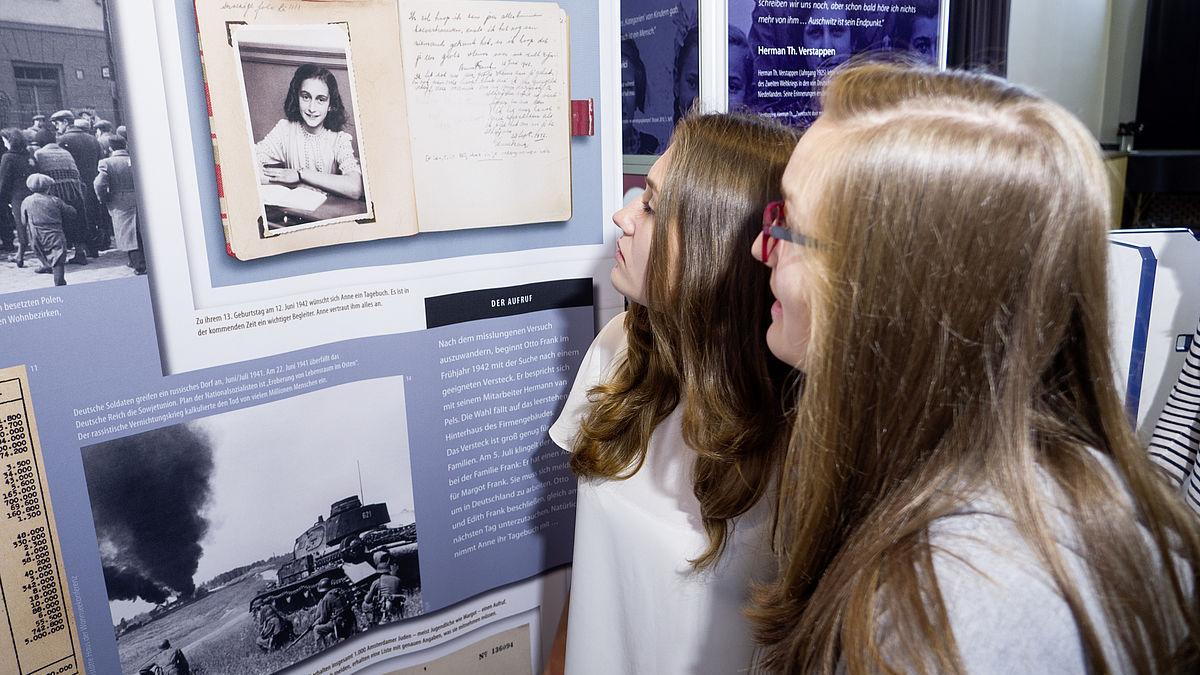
left=1109, top=229, right=1200, bottom=439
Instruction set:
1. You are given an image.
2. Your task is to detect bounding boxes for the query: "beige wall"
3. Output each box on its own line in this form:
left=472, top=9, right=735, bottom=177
left=1006, top=0, right=1112, bottom=139
left=1101, top=0, right=1146, bottom=146
left=1007, top=0, right=1149, bottom=145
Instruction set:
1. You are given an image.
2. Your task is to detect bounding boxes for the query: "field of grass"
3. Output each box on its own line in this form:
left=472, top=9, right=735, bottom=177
left=117, top=566, right=423, bottom=674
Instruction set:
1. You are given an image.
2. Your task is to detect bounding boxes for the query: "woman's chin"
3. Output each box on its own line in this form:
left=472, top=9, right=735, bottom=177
left=765, top=324, right=802, bottom=369
left=608, top=269, right=643, bottom=305
left=609, top=266, right=625, bottom=293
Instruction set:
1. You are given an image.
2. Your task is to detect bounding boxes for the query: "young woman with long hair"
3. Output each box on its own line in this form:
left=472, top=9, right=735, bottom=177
left=546, top=113, right=798, bottom=673
left=750, top=61, right=1200, bottom=673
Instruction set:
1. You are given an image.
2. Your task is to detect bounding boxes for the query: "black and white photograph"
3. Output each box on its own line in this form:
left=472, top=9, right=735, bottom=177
left=0, top=0, right=147, bottom=293
left=232, top=24, right=373, bottom=238
left=79, top=377, right=420, bottom=675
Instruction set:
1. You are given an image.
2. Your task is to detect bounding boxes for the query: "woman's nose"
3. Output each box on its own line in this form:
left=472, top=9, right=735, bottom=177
left=612, top=203, right=636, bottom=236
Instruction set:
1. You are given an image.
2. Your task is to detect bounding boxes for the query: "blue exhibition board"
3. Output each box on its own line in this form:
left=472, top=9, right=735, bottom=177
left=729, top=0, right=944, bottom=127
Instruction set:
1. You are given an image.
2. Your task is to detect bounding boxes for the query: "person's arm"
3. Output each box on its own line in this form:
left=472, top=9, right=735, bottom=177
left=542, top=594, right=568, bottom=675
left=362, top=580, right=379, bottom=609
left=302, top=168, right=363, bottom=200
left=94, top=161, right=110, bottom=205
left=298, top=130, right=363, bottom=199
left=1148, top=317, right=1200, bottom=512
left=255, top=121, right=289, bottom=184
left=261, top=166, right=363, bottom=200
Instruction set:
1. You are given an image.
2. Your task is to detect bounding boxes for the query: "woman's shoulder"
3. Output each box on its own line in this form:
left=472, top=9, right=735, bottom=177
left=569, top=311, right=628, bottom=390
left=923, top=542, right=1082, bottom=673
left=547, top=311, right=627, bottom=452
left=923, top=460, right=1153, bottom=673
left=330, top=129, right=357, bottom=152
left=927, top=508, right=1096, bottom=672
left=591, top=311, right=628, bottom=355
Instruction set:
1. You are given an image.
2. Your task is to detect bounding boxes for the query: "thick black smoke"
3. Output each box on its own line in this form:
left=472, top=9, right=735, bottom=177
left=101, top=563, right=170, bottom=604
left=82, top=424, right=214, bottom=604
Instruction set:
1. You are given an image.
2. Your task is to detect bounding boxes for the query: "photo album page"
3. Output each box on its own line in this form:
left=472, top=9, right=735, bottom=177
left=195, top=0, right=572, bottom=260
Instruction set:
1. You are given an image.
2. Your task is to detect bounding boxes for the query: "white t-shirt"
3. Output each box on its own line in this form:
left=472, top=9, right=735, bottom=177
left=549, top=313, right=773, bottom=674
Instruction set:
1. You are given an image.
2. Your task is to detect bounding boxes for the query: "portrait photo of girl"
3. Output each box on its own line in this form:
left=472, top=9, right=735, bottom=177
left=233, top=24, right=372, bottom=235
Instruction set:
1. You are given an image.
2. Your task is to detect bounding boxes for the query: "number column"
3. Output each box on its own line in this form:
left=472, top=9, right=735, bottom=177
left=0, top=375, right=81, bottom=675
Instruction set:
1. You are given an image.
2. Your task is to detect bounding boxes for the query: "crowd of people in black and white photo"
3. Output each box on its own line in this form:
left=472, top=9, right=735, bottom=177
left=0, top=108, right=143, bottom=287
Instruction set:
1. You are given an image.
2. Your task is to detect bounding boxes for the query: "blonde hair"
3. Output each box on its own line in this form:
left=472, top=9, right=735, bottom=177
left=571, top=113, right=799, bottom=566
left=751, top=62, right=1200, bottom=673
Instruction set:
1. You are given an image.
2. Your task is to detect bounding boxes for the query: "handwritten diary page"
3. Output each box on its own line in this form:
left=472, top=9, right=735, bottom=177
left=399, top=1, right=572, bottom=231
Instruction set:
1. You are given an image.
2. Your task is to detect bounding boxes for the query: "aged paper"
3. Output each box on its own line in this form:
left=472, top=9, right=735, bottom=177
left=386, top=623, right=532, bottom=674
left=0, top=366, right=85, bottom=675
left=399, top=1, right=572, bottom=231
left=194, top=1, right=419, bottom=260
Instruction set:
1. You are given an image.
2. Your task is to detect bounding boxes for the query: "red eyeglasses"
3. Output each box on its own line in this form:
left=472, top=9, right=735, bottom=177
left=761, top=200, right=818, bottom=261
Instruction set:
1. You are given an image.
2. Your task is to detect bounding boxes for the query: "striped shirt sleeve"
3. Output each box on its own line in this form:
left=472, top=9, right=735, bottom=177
left=1149, top=318, right=1200, bottom=515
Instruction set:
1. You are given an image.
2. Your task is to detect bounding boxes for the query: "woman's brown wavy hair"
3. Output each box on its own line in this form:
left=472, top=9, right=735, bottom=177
left=751, top=61, right=1200, bottom=673
left=570, top=113, right=799, bottom=567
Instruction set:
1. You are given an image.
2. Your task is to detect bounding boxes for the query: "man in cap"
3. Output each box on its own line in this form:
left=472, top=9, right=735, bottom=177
left=312, top=578, right=355, bottom=645
left=362, top=557, right=405, bottom=626
left=26, top=114, right=52, bottom=147
left=56, top=115, right=108, bottom=250
left=49, top=110, right=74, bottom=138
left=21, top=173, right=74, bottom=286
left=95, top=135, right=143, bottom=274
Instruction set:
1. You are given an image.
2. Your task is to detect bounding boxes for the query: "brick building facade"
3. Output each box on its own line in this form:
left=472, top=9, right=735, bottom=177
left=0, top=0, right=121, bottom=128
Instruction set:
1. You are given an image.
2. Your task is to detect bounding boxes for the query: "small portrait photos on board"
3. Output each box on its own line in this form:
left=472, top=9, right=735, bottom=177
left=232, top=24, right=373, bottom=236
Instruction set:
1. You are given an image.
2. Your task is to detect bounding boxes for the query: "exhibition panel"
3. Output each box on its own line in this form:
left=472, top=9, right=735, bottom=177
left=0, top=0, right=620, bottom=673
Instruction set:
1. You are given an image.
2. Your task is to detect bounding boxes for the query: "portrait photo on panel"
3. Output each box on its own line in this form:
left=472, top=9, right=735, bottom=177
left=232, top=24, right=373, bottom=237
